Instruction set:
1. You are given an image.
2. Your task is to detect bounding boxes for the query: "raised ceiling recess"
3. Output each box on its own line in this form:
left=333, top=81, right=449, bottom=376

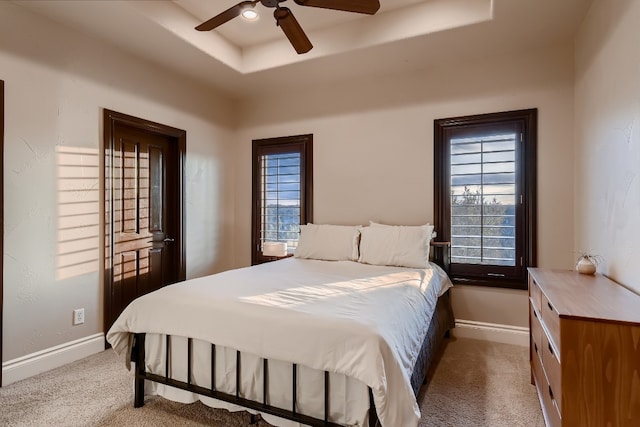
left=195, top=0, right=380, bottom=54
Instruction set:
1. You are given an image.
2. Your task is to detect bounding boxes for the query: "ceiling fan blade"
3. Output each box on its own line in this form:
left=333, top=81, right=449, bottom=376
left=195, top=1, right=256, bottom=31
left=293, top=0, right=380, bottom=15
left=274, top=7, right=313, bottom=54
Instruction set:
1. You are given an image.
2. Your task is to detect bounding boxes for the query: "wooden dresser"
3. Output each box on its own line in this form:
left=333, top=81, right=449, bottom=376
left=528, top=268, right=640, bottom=427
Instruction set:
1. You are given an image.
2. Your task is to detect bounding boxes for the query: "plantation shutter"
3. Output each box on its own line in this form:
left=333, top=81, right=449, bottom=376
left=450, top=131, right=517, bottom=266
left=258, top=151, right=302, bottom=253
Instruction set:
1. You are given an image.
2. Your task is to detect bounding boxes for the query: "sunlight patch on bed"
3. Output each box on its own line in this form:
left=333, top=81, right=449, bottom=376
left=240, top=268, right=433, bottom=308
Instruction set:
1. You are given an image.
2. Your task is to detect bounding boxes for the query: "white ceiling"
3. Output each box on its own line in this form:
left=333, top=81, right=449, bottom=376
left=11, top=0, right=592, bottom=99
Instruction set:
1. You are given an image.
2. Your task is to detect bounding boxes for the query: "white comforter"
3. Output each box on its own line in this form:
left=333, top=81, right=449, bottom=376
left=107, top=258, right=452, bottom=427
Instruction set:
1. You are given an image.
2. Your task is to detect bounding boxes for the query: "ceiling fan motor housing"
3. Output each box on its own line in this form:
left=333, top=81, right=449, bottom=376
left=260, top=0, right=286, bottom=7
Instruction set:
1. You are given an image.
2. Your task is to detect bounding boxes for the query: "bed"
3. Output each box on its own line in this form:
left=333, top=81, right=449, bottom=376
left=107, top=223, right=454, bottom=427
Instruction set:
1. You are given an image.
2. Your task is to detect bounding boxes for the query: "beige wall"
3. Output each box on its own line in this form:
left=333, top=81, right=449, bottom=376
left=1, top=0, right=598, bottom=365
left=235, top=44, right=576, bottom=328
left=1, top=2, right=236, bottom=361
left=574, top=0, right=640, bottom=295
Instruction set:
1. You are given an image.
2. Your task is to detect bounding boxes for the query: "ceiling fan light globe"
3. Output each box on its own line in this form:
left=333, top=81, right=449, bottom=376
left=241, top=9, right=259, bottom=21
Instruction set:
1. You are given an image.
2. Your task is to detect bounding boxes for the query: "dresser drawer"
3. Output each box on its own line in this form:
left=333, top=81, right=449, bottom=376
left=530, top=303, right=543, bottom=357
left=541, top=292, right=561, bottom=351
left=542, top=331, right=562, bottom=411
left=531, top=333, right=543, bottom=382
left=530, top=324, right=542, bottom=369
left=542, top=378, right=562, bottom=427
left=531, top=339, right=561, bottom=427
left=530, top=340, right=540, bottom=373
left=529, top=275, right=542, bottom=313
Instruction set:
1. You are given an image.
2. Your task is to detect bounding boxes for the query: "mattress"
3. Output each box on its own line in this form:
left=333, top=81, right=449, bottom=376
left=107, top=258, right=453, bottom=427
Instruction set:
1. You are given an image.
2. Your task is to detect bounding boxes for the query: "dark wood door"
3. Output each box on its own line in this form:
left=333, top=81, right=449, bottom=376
left=104, top=110, right=185, bottom=335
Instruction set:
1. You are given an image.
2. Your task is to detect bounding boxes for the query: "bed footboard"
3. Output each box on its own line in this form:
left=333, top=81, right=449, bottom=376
left=131, top=332, right=369, bottom=427
left=129, top=298, right=453, bottom=427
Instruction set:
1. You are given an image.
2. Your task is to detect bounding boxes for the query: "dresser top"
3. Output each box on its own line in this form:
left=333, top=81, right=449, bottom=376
left=528, top=268, right=640, bottom=325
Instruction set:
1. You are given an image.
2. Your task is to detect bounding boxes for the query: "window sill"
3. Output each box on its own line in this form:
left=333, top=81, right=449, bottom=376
left=252, top=254, right=294, bottom=266
left=450, top=275, right=528, bottom=290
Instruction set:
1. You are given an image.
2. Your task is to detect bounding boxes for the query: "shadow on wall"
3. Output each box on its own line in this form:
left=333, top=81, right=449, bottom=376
left=56, top=146, right=100, bottom=281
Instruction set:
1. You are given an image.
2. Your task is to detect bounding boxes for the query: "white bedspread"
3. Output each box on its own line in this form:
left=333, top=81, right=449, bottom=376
left=107, top=258, right=452, bottom=427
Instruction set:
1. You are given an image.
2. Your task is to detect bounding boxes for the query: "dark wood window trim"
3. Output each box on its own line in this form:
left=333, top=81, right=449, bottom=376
left=251, top=134, right=313, bottom=265
left=434, top=109, right=537, bottom=290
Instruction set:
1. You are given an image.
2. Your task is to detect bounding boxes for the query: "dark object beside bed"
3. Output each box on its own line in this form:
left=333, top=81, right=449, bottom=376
left=130, top=243, right=455, bottom=427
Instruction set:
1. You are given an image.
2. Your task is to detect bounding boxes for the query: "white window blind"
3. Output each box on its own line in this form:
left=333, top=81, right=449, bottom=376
left=450, top=133, right=517, bottom=266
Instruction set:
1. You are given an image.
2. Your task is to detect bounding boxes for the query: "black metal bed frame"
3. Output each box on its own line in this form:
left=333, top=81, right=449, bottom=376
left=131, top=333, right=377, bottom=427
left=130, top=243, right=452, bottom=427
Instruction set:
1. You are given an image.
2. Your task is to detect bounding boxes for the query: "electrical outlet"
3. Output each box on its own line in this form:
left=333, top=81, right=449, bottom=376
left=73, top=308, right=85, bottom=325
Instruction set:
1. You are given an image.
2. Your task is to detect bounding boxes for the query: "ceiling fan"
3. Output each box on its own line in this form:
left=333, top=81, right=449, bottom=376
left=195, top=0, right=381, bottom=54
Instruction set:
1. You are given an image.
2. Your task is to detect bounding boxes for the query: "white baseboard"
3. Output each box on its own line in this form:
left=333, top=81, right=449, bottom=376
left=2, top=333, right=105, bottom=386
left=453, top=319, right=529, bottom=347
left=0, top=322, right=526, bottom=386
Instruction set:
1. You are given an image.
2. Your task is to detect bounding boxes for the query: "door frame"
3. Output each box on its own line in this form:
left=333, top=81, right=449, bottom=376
left=1, top=81, right=4, bottom=386
left=103, top=109, right=186, bottom=338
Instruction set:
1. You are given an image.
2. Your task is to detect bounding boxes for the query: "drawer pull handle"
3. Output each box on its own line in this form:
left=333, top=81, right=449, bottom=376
left=534, top=343, right=538, bottom=354
left=548, top=342, right=554, bottom=356
left=533, top=309, right=538, bottom=319
left=548, top=386, right=554, bottom=400
left=547, top=301, right=554, bottom=311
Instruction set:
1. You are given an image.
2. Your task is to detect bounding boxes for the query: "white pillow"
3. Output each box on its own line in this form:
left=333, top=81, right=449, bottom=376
left=294, top=224, right=361, bottom=261
left=370, top=220, right=437, bottom=239
left=359, top=223, right=434, bottom=268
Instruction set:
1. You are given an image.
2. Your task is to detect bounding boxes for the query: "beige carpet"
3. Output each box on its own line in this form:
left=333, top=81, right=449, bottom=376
left=0, top=337, right=544, bottom=427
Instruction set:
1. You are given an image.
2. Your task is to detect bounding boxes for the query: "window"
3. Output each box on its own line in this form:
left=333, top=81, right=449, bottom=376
left=434, top=109, right=537, bottom=289
left=252, top=134, right=313, bottom=265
